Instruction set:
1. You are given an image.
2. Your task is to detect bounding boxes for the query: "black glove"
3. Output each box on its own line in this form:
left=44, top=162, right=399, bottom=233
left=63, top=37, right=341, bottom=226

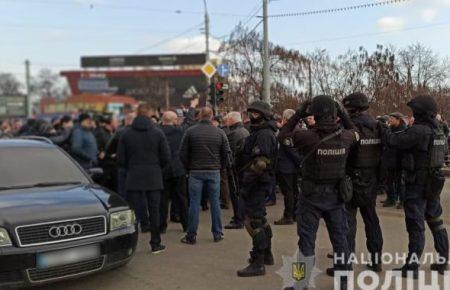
left=335, top=100, right=355, bottom=130
left=295, top=100, right=312, bottom=119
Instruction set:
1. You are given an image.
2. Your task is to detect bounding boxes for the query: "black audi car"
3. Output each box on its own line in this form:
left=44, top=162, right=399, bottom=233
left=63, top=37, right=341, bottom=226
left=0, top=139, right=138, bottom=288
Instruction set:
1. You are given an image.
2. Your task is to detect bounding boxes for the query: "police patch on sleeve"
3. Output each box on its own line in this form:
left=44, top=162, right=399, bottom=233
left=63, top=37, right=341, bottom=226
left=283, top=137, right=294, bottom=147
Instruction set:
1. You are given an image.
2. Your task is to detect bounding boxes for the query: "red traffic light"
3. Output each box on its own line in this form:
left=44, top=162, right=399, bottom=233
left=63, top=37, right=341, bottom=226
left=215, top=82, right=224, bottom=90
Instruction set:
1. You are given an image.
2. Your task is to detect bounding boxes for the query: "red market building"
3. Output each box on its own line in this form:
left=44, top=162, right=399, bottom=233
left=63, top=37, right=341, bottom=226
left=60, top=53, right=208, bottom=108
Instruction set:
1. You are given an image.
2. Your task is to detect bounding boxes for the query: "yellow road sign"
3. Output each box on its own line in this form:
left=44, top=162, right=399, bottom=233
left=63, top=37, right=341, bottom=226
left=201, top=62, right=216, bottom=79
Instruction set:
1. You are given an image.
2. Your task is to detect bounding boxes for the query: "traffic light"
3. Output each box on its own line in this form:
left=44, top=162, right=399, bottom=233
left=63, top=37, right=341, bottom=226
left=215, top=82, right=225, bottom=103
left=209, top=82, right=216, bottom=102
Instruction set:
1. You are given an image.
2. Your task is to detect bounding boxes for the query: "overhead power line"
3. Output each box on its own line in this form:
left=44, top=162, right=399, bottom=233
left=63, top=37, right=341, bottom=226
left=284, top=19, right=450, bottom=46
left=134, top=23, right=203, bottom=54
left=265, top=0, right=410, bottom=18
left=0, top=0, right=247, bottom=17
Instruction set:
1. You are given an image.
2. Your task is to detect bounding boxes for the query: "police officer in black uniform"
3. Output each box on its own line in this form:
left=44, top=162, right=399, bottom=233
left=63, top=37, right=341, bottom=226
left=386, top=95, right=449, bottom=278
left=237, top=100, right=278, bottom=277
left=342, top=93, right=384, bottom=272
left=280, top=95, right=358, bottom=290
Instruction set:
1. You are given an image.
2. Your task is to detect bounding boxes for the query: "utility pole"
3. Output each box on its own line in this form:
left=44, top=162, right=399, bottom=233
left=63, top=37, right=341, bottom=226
left=24, top=59, right=31, bottom=117
left=308, top=60, right=313, bottom=99
left=203, top=0, right=216, bottom=113
left=262, top=0, right=270, bottom=104
left=203, top=0, right=210, bottom=64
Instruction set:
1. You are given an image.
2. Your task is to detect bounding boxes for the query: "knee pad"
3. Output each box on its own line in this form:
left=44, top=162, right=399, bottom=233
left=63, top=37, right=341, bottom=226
left=253, top=228, right=268, bottom=250
left=244, top=218, right=267, bottom=237
left=427, top=217, right=445, bottom=233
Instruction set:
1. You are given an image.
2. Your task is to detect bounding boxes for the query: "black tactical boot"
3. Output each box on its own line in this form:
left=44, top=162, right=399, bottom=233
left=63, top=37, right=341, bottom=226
left=264, top=227, right=275, bottom=266
left=393, top=264, right=419, bottom=279
left=367, top=253, right=382, bottom=272
left=430, top=263, right=449, bottom=275
left=366, top=262, right=382, bottom=273
left=238, top=252, right=265, bottom=277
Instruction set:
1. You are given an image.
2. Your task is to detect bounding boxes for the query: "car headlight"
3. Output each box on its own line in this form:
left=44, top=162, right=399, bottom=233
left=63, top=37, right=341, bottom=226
left=110, top=210, right=136, bottom=231
left=0, top=227, right=12, bottom=247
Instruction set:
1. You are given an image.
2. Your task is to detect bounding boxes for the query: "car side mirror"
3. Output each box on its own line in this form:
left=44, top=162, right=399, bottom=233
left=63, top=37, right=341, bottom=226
left=87, top=168, right=103, bottom=180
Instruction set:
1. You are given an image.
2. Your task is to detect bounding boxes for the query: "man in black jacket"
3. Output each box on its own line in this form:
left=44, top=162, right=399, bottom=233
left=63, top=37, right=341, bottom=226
left=224, top=111, right=250, bottom=230
left=180, top=107, right=230, bottom=244
left=383, top=112, right=407, bottom=208
left=160, top=111, right=188, bottom=233
left=105, top=112, right=135, bottom=199
left=118, top=104, right=170, bottom=253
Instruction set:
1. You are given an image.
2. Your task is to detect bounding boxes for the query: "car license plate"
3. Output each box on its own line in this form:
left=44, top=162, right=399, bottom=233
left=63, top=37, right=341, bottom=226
left=36, top=244, right=100, bottom=269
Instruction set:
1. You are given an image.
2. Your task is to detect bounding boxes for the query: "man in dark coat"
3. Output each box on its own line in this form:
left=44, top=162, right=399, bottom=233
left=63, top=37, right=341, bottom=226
left=274, top=109, right=301, bottom=225
left=94, top=115, right=115, bottom=189
left=224, top=111, right=250, bottom=230
left=160, top=111, right=188, bottom=233
left=118, top=104, right=170, bottom=253
left=105, top=112, right=135, bottom=199
left=383, top=112, right=407, bottom=208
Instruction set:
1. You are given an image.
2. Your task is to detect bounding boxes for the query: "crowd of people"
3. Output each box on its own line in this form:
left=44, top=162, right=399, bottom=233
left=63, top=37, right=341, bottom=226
left=1, top=93, right=450, bottom=289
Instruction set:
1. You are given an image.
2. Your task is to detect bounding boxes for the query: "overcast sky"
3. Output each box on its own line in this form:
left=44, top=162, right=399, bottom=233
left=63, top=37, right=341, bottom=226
left=1, top=0, right=450, bottom=82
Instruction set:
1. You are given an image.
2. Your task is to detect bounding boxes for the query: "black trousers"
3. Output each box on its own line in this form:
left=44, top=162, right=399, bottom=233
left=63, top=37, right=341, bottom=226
left=404, top=184, right=449, bottom=266
left=277, top=172, right=299, bottom=219
left=127, top=190, right=161, bottom=247
left=160, top=176, right=188, bottom=231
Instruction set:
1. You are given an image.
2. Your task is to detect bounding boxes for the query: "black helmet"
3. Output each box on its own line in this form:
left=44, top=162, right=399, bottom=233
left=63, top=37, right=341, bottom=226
left=343, top=92, right=369, bottom=111
left=307, top=95, right=337, bottom=120
left=247, top=100, right=272, bottom=120
left=407, top=95, right=438, bottom=118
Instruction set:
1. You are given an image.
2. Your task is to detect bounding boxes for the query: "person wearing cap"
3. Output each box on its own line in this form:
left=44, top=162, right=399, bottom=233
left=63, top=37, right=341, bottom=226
left=383, top=112, right=407, bottom=208
left=70, top=113, right=98, bottom=170
left=47, top=115, right=74, bottom=153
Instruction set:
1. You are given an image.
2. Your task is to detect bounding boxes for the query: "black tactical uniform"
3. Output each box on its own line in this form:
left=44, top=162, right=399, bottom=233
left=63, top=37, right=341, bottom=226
left=386, top=95, right=449, bottom=277
left=280, top=96, right=358, bottom=290
left=237, top=101, right=277, bottom=278
left=342, top=93, right=384, bottom=272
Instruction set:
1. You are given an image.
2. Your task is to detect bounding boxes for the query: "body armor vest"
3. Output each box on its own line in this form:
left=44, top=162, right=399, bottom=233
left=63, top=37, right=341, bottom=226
left=429, top=128, right=447, bottom=168
left=350, top=123, right=381, bottom=168
left=302, top=130, right=348, bottom=183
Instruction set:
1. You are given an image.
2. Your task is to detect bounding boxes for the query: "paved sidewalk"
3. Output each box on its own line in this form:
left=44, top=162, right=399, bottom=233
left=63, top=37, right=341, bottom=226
left=36, top=181, right=450, bottom=290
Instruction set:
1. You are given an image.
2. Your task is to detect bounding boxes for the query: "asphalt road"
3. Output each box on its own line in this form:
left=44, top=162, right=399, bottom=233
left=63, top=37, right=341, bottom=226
left=34, top=181, right=450, bottom=290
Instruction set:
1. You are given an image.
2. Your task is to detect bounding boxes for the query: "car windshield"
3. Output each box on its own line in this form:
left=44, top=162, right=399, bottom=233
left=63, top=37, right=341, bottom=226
left=0, top=146, right=90, bottom=190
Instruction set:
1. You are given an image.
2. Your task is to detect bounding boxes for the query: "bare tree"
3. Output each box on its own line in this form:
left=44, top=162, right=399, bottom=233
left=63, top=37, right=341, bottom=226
left=0, top=73, right=22, bottom=95
left=398, top=43, right=448, bottom=91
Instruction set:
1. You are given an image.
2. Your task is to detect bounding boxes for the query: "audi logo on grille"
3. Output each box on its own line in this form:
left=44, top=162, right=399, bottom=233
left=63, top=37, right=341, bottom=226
left=48, top=223, right=83, bottom=238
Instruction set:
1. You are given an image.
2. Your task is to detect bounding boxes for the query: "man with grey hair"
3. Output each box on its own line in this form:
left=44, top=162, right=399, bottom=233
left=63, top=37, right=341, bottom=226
left=274, top=109, right=301, bottom=225
left=224, top=111, right=250, bottom=229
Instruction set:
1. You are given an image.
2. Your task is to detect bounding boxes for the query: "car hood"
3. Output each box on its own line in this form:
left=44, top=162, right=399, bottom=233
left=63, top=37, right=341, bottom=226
left=0, top=184, right=128, bottom=228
